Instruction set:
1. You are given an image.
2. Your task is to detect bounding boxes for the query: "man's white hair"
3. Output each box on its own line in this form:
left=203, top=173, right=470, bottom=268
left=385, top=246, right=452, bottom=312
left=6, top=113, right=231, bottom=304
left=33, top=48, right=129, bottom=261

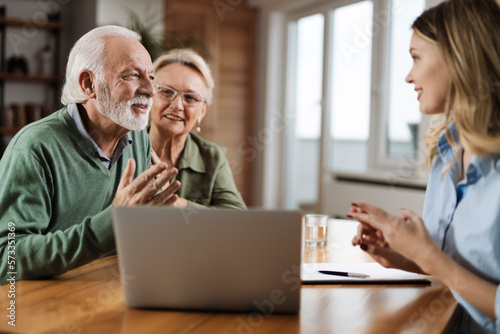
left=61, top=25, right=141, bottom=105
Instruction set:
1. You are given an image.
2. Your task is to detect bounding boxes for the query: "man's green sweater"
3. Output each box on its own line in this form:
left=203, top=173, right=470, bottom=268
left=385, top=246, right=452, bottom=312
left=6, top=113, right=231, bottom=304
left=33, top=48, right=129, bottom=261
left=0, top=107, right=151, bottom=283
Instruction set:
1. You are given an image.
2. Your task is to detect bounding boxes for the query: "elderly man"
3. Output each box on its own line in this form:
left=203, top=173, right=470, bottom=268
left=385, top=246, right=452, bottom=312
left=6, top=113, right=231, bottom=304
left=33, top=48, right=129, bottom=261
left=0, top=26, right=180, bottom=283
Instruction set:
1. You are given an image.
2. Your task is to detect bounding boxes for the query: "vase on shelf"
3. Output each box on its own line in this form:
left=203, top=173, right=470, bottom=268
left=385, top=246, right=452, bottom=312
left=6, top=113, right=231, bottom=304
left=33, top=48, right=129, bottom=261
left=39, top=45, right=53, bottom=77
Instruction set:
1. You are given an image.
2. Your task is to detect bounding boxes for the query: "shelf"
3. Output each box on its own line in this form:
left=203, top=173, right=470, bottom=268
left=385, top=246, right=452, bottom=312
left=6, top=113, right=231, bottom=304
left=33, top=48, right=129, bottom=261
left=0, top=126, right=22, bottom=134
left=0, top=17, right=62, bottom=30
left=0, top=73, right=61, bottom=83
left=0, top=13, right=62, bottom=155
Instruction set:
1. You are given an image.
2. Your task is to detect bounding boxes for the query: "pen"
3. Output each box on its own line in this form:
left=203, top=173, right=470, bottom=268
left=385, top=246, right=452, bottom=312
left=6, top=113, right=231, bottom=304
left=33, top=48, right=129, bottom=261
left=318, top=270, right=370, bottom=278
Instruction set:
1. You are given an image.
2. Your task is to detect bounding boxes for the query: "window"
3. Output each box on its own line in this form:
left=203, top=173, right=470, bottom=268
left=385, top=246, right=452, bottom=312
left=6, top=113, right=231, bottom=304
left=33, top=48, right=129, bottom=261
left=286, top=14, right=324, bottom=210
left=329, top=1, right=373, bottom=171
left=294, top=14, right=324, bottom=140
left=385, top=0, right=426, bottom=159
left=284, top=0, right=426, bottom=211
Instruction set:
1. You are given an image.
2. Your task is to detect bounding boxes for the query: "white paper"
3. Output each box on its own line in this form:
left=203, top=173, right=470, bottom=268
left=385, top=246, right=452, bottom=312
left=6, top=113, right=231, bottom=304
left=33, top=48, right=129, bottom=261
left=301, top=263, right=430, bottom=284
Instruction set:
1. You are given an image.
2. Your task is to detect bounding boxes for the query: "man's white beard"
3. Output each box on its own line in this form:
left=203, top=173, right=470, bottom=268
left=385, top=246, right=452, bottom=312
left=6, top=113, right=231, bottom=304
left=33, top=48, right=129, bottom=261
left=96, top=81, right=152, bottom=131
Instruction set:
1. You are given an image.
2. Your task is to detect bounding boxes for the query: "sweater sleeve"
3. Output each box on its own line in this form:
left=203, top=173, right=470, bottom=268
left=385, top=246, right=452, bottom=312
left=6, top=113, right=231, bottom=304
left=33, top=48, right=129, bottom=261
left=210, top=158, right=247, bottom=210
left=0, top=149, right=115, bottom=284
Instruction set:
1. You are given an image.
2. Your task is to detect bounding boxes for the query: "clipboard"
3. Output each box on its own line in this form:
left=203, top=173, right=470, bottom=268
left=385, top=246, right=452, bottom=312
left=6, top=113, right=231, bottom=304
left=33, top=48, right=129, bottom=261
left=301, top=262, right=431, bottom=284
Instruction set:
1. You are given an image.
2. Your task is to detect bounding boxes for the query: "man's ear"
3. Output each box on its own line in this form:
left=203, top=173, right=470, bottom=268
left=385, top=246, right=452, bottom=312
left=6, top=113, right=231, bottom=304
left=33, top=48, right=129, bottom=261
left=79, top=70, right=96, bottom=99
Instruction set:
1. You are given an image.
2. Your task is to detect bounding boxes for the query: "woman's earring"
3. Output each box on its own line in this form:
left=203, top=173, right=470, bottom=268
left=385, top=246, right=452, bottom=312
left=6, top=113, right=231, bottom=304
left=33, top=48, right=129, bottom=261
left=197, top=121, right=201, bottom=133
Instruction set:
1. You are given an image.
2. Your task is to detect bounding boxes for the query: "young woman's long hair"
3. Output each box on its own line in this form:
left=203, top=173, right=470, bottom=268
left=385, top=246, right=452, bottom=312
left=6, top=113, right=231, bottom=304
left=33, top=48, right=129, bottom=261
left=413, top=0, right=500, bottom=172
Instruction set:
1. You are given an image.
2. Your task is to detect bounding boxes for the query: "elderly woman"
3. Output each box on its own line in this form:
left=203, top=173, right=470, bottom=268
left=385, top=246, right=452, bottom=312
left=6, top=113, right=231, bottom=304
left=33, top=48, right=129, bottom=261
left=149, top=49, right=246, bottom=210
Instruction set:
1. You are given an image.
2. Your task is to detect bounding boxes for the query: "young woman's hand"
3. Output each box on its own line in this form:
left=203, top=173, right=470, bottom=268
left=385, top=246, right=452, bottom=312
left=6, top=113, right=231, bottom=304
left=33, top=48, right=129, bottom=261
left=349, top=202, right=439, bottom=274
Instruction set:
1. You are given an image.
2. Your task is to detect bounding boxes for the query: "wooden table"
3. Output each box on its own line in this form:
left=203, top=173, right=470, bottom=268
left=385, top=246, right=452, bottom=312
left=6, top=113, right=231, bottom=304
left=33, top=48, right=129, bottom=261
left=0, top=220, right=457, bottom=333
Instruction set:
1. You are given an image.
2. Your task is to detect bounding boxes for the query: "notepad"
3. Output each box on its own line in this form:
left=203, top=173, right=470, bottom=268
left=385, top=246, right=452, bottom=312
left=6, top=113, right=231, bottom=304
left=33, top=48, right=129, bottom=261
left=301, top=262, right=431, bottom=284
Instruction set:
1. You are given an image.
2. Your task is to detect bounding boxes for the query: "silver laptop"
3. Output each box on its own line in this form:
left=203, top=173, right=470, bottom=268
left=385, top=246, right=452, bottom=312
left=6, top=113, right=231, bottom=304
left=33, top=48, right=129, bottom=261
left=112, top=207, right=302, bottom=314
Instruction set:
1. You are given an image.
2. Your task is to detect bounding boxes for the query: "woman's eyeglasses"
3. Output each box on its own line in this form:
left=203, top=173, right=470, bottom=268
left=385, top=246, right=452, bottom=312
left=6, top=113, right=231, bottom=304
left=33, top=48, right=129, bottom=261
left=154, top=85, right=206, bottom=107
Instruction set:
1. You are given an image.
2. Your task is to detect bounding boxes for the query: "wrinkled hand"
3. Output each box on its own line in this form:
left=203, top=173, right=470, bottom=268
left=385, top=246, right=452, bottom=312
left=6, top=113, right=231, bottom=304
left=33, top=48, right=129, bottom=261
left=151, top=148, right=163, bottom=166
left=113, top=158, right=181, bottom=206
left=163, top=196, right=189, bottom=208
left=151, top=149, right=171, bottom=191
left=150, top=149, right=188, bottom=208
left=348, top=202, right=437, bottom=274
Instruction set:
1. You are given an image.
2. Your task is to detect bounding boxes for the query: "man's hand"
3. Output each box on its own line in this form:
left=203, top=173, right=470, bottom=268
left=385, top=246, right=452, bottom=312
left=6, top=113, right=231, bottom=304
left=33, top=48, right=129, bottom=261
left=113, top=158, right=181, bottom=206
left=150, top=149, right=188, bottom=208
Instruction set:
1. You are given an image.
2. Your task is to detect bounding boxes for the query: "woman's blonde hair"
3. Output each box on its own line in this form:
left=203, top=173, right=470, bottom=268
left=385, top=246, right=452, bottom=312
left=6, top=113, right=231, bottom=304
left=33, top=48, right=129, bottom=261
left=153, top=49, right=214, bottom=105
left=414, top=0, right=500, bottom=171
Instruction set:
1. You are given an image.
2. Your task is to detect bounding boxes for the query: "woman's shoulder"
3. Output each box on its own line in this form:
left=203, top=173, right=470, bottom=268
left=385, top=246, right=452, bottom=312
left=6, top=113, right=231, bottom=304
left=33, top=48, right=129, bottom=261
left=188, top=132, right=227, bottom=157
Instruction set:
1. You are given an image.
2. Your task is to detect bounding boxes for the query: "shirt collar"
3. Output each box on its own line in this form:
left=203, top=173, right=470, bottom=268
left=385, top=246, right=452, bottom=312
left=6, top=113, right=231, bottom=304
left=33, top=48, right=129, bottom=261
left=438, top=120, right=500, bottom=180
left=468, top=146, right=500, bottom=181
left=177, top=133, right=206, bottom=173
left=66, top=103, right=132, bottom=168
left=475, top=153, right=500, bottom=177
left=437, top=121, right=460, bottom=164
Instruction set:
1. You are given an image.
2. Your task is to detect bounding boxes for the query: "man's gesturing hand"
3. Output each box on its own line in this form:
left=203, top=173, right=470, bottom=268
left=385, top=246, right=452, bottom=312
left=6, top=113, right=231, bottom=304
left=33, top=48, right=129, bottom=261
left=112, top=158, right=181, bottom=206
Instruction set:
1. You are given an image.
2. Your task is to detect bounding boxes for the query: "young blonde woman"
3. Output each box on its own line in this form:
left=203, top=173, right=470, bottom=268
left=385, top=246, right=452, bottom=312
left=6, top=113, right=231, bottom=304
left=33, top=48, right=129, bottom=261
left=349, top=0, right=500, bottom=332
